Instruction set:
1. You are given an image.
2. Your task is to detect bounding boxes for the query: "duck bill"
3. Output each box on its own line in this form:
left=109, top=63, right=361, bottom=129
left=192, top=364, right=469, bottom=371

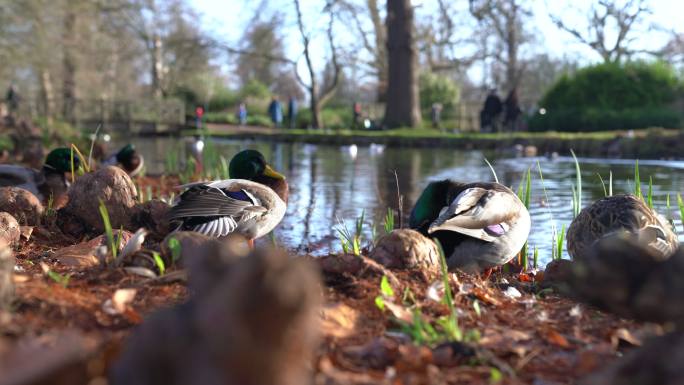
left=264, top=164, right=286, bottom=180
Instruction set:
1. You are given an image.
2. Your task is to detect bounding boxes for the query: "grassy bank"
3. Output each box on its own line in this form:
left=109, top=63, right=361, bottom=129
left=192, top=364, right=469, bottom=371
left=186, top=126, right=684, bottom=159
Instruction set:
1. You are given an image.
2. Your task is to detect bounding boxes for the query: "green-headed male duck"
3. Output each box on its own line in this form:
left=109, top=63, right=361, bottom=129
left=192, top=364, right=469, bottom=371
left=410, top=180, right=531, bottom=273
left=567, top=194, right=678, bottom=261
left=103, top=144, right=144, bottom=177
left=168, top=149, right=288, bottom=246
left=0, top=147, right=79, bottom=202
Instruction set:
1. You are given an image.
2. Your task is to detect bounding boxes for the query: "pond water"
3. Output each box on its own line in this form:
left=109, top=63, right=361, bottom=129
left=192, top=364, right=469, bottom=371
left=120, top=137, right=684, bottom=265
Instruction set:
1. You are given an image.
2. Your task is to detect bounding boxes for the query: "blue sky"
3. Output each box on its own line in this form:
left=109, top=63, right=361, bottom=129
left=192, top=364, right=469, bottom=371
left=190, top=0, right=683, bottom=83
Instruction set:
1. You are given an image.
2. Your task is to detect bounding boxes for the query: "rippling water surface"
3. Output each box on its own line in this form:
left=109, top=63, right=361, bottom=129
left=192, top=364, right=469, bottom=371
left=121, top=137, right=684, bottom=265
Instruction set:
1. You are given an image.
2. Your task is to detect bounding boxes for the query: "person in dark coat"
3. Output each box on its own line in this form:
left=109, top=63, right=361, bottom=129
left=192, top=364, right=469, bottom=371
left=504, top=87, right=522, bottom=131
left=5, top=84, right=19, bottom=115
left=480, top=89, right=503, bottom=132
left=287, top=97, right=297, bottom=129
left=268, top=97, right=283, bottom=128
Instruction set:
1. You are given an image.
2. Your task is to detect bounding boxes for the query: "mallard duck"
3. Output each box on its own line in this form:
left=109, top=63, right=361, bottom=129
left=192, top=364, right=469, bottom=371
left=168, top=149, right=288, bottom=245
left=567, top=194, right=678, bottom=261
left=103, top=144, right=144, bottom=177
left=409, top=180, right=531, bottom=273
left=0, top=147, right=79, bottom=201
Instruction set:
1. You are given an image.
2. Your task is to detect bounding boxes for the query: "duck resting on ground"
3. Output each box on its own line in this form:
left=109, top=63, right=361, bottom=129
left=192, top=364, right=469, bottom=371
left=102, top=144, right=144, bottom=177
left=409, top=180, right=531, bottom=273
left=0, top=147, right=79, bottom=202
left=567, top=194, right=678, bottom=261
left=168, top=149, right=288, bottom=246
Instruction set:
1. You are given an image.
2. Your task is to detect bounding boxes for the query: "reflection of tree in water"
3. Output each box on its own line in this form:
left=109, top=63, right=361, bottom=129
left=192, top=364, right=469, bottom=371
left=301, top=147, right=317, bottom=250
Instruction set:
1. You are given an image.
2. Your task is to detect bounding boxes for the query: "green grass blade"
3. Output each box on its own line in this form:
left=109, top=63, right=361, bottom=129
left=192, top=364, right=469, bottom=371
left=98, top=200, right=116, bottom=259
left=597, top=173, right=607, bottom=197
left=570, top=150, right=582, bottom=217
left=557, top=224, right=566, bottom=260
left=647, top=176, right=653, bottom=209
left=484, top=158, right=499, bottom=183
left=634, top=159, right=642, bottom=199
left=609, top=170, right=613, bottom=196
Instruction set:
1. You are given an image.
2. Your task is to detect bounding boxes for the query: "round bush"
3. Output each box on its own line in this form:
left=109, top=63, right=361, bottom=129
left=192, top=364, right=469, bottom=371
left=531, top=61, right=683, bottom=131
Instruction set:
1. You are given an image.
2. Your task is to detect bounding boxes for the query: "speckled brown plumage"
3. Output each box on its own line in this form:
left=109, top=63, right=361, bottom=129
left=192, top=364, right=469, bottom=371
left=567, top=194, right=678, bottom=261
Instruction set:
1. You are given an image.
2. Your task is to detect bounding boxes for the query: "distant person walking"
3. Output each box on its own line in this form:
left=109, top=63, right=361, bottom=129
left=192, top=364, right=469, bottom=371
left=352, top=102, right=362, bottom=129
left=287, top=96, right=297, bottom=129
left=431, top=103, right=443, bottom=129
left=195, top=105, right=204, bottom=130
left=480, top=89, right=503, bottom=133
left=5, top=84, right=20, bottom=115
left=268, top=96, right=283, bottom=128
left=504, top=87, right=522, bottom=131
left=237, top=102, right=247, bottom=125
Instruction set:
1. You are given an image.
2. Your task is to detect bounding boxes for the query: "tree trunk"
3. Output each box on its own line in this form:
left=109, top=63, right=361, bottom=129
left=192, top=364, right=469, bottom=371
left=40, top=69, right=55, bottom=121
left=505, top=2, right=518, bottom=93
left=384, top=0, right=421, bottom=128
left=62, top=8, right=77, bottom=122
left=368, top=0, right=387, bottom=102
left=310, top=91, right=322, bottom=129
left=152, top=34, right=164, bottom=99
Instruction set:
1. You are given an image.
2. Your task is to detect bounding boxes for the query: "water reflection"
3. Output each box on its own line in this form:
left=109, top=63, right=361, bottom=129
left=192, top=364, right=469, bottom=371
left=122, top=137, right=684, bottom=265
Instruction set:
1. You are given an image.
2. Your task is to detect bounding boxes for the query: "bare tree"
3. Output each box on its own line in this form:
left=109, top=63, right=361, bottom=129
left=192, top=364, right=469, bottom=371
left=384, top=0, right=421, bottom=128
left=293, top=0, right=341, bottom=129
left=470, top=0, right=532, bottom=94
left=550, top=0, right=651, bottom=63
left=339, top=0, right=387, bottom=101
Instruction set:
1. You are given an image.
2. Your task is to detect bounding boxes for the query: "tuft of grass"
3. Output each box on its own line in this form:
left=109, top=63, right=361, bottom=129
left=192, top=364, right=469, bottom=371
left=516, top=168, right=531, bottom=269
left=98, top=200, right=119, bottom=260
left=533, top=246, right=539, bottom=269
left=152, top=251, right=165, bottom=275
left=45, top=194, right=56, bottom=218
left=383, top=207, right=395, bottom=234
left=47, top=270, right=71, bottom=287
left=434, top=239, right=462, bottom=341
left=336, top=210, right=365, bottom=256
left=554, top=224, right=566, bottom=260
left=167, top=237, right=182, bottom=264
left=374, top=275, right=395, bottom=311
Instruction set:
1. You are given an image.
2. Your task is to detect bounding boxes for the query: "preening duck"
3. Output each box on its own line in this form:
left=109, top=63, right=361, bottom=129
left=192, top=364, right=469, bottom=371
left=410, top=180, right=531, bottom=273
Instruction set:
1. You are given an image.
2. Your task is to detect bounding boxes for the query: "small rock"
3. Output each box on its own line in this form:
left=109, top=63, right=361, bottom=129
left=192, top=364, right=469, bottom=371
left=132, top=199, right=171, bottom=240
left=0, top=239, right=13, bottom=310
left=0, top=187, right=44, bottom=226
left=524, top=145, right=538, bottom=157
left=503, top=286, right=522, bottom=299
left=370, top=229, right=440, bottom=272
left=59, top=166, right=137, bottom=233
left=0, top=212, right=20, bottom=245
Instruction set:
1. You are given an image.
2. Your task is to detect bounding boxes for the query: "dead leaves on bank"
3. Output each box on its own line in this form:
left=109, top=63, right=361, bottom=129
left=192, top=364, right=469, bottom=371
left=316, top=255, right=657, bottom=384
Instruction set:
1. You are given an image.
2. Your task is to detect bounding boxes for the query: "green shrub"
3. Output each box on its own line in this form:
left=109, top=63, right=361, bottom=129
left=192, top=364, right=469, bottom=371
left=247, top=114, right=273, bottom=127
left=529, top=107, right=681, bottom=132
left=532, top=61, right=683, bottom=131
left=208, top=87, right=238, bottom=112
left=420, top=72, right=460, bottom=117
left=240, top=79, right=270, bottom=100
left=295, top=107, right=352, bottom=129
left=203, top=112, right=237, bottom=124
